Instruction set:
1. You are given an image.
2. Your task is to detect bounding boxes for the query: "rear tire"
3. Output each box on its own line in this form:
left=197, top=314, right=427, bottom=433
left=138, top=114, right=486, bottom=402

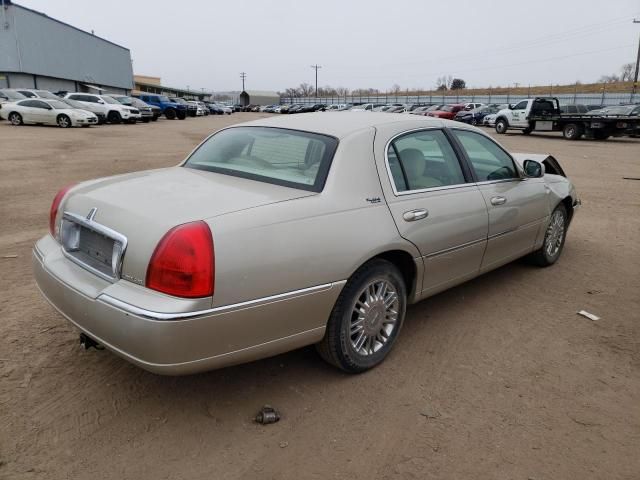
left=522, top=127, right=532, bottom=135
left=142, top=118, right=151, bottom=123
left=495, top=118, right=508, bottom=134
left=165, top=108, right=176, bottom=120
left=107, top=111, right=122, bottom=124
left=563, top=123, right=582, bottom=140
left=177, top=110, right=187, bottom=120
left=316, top=259, right=407, bottom=373
left=529, top=204, right=568, bottom=267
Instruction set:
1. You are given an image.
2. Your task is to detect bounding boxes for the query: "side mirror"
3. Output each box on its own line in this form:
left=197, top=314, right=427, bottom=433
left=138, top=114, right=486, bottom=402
left=523, top=159, right=544, bottom=178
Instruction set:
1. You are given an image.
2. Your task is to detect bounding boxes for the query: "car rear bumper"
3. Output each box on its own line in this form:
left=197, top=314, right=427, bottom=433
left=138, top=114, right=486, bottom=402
left=33, top=235, right=342, bottom=375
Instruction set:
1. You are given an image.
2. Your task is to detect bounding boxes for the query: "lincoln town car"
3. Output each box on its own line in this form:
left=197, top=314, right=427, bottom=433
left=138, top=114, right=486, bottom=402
left=33, top=113, right=579, bottom=374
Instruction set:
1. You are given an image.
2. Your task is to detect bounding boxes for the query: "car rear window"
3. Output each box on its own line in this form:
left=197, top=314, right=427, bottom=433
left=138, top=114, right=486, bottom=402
left=184, top=127, right=338, bottom=192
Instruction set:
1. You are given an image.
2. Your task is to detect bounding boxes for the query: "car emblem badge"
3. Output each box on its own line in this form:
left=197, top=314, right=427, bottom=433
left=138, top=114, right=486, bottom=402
left=86, top=207, right=98, bottom=222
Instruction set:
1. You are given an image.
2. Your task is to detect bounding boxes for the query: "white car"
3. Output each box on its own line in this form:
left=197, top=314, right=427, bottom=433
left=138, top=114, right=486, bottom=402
left=64, top=93, right=141, bottom=124
left=0, top=88, right=27, bottom=108
left=482, top=113, right=498, bottom=126
left=0, top=98, right=98, bottom=127
left=187, top=101, right=205, bottom=116
left=351, top=103, right=374, bottom=111
left=463, top=102, right=485, bottom=110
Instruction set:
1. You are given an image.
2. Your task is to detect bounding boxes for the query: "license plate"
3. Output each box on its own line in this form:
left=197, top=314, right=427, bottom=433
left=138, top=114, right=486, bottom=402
left=60, top=211, right=127, bottom=282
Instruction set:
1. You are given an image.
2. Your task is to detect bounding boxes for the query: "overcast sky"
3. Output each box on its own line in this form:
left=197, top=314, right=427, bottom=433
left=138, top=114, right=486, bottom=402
left=16, top=0, right=640, bottom=93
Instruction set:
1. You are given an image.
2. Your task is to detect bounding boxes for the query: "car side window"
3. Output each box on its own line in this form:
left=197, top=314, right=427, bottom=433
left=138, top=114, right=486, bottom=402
left=32, top=100, right=49, bottom=109
left=452, top=130, right=519, bottom=182
left=19, top=100, right=37, bottom=107
left=387, top=129, right=467, bottom=192
left=513, top=101, right=528, bottom=110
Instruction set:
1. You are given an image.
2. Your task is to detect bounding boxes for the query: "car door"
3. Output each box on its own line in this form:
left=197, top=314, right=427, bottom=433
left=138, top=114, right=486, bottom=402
left=31, top=100, right=55, bottom=124
left=450, top=129, right=548, bottom=272
left=509, top=100, right=530, bottom=127
left=378, top=128, right=489, bottom=297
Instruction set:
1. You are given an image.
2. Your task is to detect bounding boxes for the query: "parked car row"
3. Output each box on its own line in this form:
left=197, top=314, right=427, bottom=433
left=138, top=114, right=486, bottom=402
left=0, top=88, right=235, bottom=128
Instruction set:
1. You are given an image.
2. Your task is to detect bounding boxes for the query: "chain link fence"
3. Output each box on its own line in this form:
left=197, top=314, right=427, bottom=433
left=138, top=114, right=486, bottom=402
left=280, top=91, right=638, bottom=107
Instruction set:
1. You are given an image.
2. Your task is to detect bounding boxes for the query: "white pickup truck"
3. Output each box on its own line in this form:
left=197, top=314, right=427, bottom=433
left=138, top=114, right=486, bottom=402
left=493, top=97, right=638, bottom=140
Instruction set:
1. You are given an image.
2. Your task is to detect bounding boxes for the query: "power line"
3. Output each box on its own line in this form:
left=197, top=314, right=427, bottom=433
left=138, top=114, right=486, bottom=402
left=634, top=19, right=640, bottom=94
left=310, top=64, right=322, bottom=97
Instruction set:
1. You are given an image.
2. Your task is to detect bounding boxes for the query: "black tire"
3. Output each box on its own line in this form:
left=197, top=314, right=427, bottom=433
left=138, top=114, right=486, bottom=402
left=316, top=259, right=407, bottom=373
left=165, top=108, right=177, bottom=120
left=9, top=112, right=23, bottom=126
left=522, top=127, right=533, bottom=135
left=177, top=110, right=187, bottom=120
left=126, top=118, right=137, bottom=124
left=529, top=204, right=568, bottom=267
left=151, top=116, right=159, bottom=122
left=495, top=118, right=508, bottom=134
left=142, top=118, right=151, bottom=123
left=563, top=123, right=582, bottom=140
left=107, top=111, right=122, bottom=124
left=57, top=115, right=72, bottom=128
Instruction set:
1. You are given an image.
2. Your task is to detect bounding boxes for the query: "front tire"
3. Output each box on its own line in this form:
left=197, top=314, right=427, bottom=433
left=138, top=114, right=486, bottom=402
left=495, top=118, right=508, bottom=134
left=316, top=259, right=407, bottom=373
left=57, top=115, right=72, bottom=128
left=529, top=204, right=568, bottom=266
left=9, top=112, right=23, bottom=126
left=107, top=111, right=122, bottom=124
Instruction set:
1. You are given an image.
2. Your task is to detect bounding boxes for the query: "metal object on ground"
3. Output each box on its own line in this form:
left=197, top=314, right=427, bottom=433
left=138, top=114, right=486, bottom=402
left=255, top=405, right=280, bottom=425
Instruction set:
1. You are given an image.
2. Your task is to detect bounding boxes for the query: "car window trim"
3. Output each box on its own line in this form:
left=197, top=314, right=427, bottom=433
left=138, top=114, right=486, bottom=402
left=383, top=127, right=475, bottom=197
left=446, top=127, right=523, bottom=184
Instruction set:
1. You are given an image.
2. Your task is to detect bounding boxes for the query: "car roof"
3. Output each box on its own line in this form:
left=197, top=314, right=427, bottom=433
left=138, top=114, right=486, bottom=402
left=236, top=112, right=452, bottom=138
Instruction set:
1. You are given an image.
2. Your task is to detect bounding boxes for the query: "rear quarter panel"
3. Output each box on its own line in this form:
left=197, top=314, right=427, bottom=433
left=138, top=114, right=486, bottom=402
left=207, top=127, right=421, bottom=307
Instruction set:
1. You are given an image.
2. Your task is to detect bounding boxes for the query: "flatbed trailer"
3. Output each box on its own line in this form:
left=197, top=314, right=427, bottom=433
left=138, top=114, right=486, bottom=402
left=494, top=97, right=640, bottom=140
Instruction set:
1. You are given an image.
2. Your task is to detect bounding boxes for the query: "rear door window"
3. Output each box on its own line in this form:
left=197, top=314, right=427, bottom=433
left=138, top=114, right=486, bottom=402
left=387, top=129, right=467, bottom=192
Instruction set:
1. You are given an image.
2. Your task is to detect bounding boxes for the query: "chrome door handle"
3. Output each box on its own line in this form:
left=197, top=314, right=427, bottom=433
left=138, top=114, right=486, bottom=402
left=490, top=196, right=507, bottom=206
left=403, top=209, right=429, bottom=222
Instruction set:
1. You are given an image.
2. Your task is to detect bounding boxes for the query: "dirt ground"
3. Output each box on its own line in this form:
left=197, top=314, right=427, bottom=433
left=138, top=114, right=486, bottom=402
left=0, top=113, right=639, bottom=480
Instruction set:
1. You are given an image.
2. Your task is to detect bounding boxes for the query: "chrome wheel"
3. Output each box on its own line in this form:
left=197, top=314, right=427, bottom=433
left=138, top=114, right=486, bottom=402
left=545, top=210, right=565, bottom=257
left=349, top=279, right=399, bottom=356
left=58, top=115, right=70, bottom=128
left=9, top=113, right=22, bottom=125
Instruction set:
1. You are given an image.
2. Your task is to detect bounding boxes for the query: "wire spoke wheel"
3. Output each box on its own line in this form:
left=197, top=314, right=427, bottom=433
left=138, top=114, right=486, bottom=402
left=349, top=279, right=399, bottom=357
left=545, top=210, right=565, bottom=258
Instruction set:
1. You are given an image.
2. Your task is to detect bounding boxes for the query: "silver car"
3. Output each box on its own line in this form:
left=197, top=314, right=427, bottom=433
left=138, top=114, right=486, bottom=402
left=33, top=113, right=579, bottom=375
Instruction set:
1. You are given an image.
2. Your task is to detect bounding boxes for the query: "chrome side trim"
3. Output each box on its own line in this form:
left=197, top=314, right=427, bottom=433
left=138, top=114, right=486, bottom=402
left=98, top=280, right=347, bottom=322
left=423, top=237, right=486, bottom=258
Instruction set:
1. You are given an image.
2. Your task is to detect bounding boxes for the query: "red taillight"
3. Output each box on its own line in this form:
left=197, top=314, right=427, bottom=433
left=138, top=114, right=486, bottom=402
left=146, top=221, right=214, bottom=298
left=49, top=184, right=76, bottom=237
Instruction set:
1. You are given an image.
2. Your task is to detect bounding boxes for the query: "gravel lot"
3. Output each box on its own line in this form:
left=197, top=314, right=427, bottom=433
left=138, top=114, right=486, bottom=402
left=1, top=114, right=639, bottom=480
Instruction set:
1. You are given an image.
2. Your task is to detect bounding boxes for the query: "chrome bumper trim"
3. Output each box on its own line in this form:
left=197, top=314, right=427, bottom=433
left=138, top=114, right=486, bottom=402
left=98, top=280, right=347, bottom=322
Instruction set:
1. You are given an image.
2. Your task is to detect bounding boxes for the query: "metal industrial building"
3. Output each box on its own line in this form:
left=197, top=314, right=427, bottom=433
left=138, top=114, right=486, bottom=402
left=239, top=90, right=280, bottom=106
left=0, top=0, right=133, bottom=94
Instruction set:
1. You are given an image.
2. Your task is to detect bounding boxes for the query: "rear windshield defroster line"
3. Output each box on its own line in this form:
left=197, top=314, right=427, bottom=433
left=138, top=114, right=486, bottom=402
left=183, top=127, right=339, bottom=192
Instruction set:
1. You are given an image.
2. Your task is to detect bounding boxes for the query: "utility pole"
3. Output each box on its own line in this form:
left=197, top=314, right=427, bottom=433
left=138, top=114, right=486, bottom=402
left=240, top=72, right=247, bottom=92
left=310, top=64, right=322, bottom=97
left=633, top=20, right=640, bottom=95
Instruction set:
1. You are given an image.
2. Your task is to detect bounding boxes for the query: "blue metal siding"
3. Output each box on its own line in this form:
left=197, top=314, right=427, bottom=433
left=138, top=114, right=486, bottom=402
left=0, top=4, right=133, bottom=90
